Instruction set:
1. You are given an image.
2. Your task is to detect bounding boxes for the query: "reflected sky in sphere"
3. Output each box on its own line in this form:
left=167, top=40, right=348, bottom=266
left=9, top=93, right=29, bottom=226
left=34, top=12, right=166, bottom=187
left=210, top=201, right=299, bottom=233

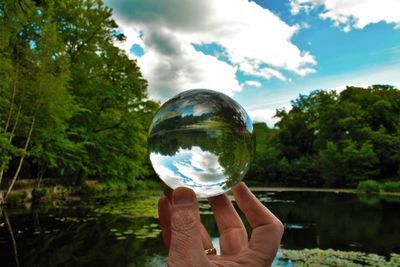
left=148, top=89, right=254, bottom=197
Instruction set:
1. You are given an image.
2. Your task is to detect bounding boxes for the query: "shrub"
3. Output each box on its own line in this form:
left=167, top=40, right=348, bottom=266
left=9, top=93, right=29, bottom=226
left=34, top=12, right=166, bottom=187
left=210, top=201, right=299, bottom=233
left=32, top=187, right=53, bottom=198
left=380, top=181, right=400, bottom=192
left=357, top=180, right=380, bottom=193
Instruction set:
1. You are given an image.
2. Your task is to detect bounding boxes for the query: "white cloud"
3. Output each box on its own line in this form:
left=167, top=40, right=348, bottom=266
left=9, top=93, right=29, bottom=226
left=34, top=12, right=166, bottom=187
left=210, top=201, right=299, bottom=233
left=240, top=61, right=288, bottom=81
left=248, top=105, right=292, bottom=127
left=174, top=147, right=225, bottom=184
left=149, top=146, right=228, bottom=197
left=139, top=37, right=241, bottom=100
left=107, top=0, right=316, bottom=102
left=244, top=80, right=262, bottom=88
left=290, top=0, right=400, bottom=31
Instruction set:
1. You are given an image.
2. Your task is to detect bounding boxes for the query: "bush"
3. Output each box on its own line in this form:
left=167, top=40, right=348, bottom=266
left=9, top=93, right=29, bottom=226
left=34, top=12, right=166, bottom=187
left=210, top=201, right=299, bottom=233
left=32, top=187, right=53, bottom=198
left=380, top=181, right=400, bottom=192
left=5, top=191, right=29, bottom=206
left=131, top=180, right=162, bottom=190
left=357, top=180, right=380, bottom=193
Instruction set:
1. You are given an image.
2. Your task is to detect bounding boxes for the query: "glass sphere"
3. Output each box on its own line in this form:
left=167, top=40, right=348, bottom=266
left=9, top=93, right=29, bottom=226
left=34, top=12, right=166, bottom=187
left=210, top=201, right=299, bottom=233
left=148, top=89, right=254, bottom=197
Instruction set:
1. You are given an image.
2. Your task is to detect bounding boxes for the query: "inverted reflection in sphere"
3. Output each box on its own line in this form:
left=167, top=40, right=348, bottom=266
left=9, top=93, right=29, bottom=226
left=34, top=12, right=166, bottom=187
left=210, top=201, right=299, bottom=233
left=148, top=89, right=254, bottom=197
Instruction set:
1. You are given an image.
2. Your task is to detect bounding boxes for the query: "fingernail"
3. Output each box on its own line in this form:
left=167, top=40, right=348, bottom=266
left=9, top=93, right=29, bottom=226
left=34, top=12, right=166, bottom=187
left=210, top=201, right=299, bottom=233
left=173, top=187, right=195, bottom=205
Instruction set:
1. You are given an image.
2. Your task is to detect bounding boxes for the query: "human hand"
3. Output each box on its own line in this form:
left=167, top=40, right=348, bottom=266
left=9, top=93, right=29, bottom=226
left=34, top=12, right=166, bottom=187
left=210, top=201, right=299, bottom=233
left=158, top=182, right=284, bottom=267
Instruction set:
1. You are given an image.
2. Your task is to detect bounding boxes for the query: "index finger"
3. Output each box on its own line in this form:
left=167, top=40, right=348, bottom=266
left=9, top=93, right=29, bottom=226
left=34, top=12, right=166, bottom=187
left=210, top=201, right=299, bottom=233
left=208, top=193, right=248, bottom=255
left=233, top=183, right=284, bottom=258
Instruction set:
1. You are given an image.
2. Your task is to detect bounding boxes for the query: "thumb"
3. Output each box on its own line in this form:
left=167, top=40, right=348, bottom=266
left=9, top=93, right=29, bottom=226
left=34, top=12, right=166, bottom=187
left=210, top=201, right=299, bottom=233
left=167, top=187, right=209, bottom=266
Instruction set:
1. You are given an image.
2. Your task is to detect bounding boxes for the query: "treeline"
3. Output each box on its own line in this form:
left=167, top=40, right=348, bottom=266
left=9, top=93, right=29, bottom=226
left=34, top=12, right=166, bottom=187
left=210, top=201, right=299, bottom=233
left=248, top=85, right=400, bottom=188
left=0, top=0, right=158, bottom=201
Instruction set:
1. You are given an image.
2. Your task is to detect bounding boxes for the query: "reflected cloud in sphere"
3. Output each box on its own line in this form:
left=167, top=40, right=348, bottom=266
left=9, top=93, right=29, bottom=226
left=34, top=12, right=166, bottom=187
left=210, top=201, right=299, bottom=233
left=151, top=146, right=227, bottom=197
left=148, top=89, right=254, bottom=197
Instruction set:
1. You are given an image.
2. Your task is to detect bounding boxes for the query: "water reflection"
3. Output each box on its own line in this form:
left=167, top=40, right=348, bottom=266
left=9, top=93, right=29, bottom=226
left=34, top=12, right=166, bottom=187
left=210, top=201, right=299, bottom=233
left=1, top=192, right=400, bottom=266
left=148, top=89, right=254, bottom=197
left=266, top=192, right=400, bottom=255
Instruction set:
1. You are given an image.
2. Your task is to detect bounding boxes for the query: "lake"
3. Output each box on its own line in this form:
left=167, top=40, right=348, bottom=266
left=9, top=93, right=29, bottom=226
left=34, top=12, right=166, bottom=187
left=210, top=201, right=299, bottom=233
left=1, top=190, right=399, bottom=266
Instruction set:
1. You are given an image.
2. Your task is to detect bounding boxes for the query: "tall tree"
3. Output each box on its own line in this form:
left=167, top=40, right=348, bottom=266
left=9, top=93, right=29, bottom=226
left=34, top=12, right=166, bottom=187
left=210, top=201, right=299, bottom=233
left=52, top=0, right=158, bottom=183
left=0, top=0, right=74, bottom=201
left=249, top=85, right=399, bottom=188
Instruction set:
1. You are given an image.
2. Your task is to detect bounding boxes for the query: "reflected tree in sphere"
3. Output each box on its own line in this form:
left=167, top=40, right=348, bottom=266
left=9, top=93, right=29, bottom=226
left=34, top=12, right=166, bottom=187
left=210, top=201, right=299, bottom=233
left=148, top=89, right=254, bottom=197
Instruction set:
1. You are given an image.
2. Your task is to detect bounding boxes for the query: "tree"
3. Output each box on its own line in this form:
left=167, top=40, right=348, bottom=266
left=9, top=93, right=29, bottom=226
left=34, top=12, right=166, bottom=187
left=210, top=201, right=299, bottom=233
left=51, top=0, right=158, bottom=183
left=250, top=85, right=399, bottom=188
left=0, top=0, right=159, bottom=202
left=0, top=0, right=75, bottom=202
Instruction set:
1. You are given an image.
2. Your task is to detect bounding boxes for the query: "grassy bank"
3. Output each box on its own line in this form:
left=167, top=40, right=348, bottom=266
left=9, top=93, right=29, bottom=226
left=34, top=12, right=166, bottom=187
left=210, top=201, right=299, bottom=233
left=4, top=179, right=400, bottom=206
left=0, top=179, right=162, bottom=206
left=357, top=180, right=400, bottom=194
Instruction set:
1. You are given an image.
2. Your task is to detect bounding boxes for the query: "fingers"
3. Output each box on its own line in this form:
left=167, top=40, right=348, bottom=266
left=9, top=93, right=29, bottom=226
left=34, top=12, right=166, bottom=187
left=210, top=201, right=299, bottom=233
left=233, top=183, right=284, bottom=259
left=168, top=187, right=209, bottom=264
left=208, top=194, right=248, bottom=255
left=161, top=185, right=213, bottom=250
left=158, top=196, right=172, bottom=249
left=199, top=222, right=214, bottom=250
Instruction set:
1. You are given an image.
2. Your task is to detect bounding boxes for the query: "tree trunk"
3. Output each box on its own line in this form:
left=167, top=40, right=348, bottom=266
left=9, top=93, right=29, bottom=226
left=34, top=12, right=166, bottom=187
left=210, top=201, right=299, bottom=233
left=35, top=162, right=47, bottom=189
left=0, top=170, right=4, bottom=192
left=3, top=113, right=36, bottom=202
left=8, top=105, right=21, bottom=143
left=4, top=63, right=19, bottom=133
left=0, top=105, right=21, bottom=186
left=0, top=68, right=21, bottom=187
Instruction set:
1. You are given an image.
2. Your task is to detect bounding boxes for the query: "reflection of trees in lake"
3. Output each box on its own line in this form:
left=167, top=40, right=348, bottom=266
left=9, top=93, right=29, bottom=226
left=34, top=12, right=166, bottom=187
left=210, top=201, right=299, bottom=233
left=265, top=192, right=400, bottom=255
left=3, top=196, right=166, bottom=266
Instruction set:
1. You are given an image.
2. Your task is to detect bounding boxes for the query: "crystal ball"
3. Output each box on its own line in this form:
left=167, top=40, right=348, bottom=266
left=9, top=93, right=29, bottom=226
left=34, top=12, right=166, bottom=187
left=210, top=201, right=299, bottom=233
left=148, top=89, right=254, bottom=197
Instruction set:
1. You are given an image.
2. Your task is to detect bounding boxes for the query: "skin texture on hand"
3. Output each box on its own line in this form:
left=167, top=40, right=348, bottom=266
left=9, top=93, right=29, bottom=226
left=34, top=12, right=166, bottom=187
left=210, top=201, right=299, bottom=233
left=158, top=182, right=284, bottom=267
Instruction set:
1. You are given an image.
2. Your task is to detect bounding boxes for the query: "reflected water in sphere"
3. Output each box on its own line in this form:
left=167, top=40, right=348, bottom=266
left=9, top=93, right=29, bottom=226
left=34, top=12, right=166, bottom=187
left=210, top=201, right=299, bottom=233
left=148, top=89, right=254, bottom=197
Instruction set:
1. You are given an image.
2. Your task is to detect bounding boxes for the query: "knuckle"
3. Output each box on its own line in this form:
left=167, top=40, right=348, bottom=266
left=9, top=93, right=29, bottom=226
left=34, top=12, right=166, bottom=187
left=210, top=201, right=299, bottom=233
left=170, top=207, right=199, bottom=232
left=274, top=218, right=285, bottom=236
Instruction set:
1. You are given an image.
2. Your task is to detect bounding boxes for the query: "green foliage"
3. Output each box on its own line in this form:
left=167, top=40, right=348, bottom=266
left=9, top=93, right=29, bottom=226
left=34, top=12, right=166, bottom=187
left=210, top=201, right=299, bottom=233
left=0, top=0, right=159, bottom=188
left=0, top=131, right=13, bottom=171
left=357, top=180, right=380, bottom=193
left=357, top=180, right=400, bottom=193
left=32, top=186, right=54, bottom=199
left=275, top=249, right=400, bottom=267
left=380, top=181, right=400, bottom=192
left=3, top=191, right=28, bottom=206
left=249, top=85, right=400, bottom=188
left=102, top=179, right=162, bottom=191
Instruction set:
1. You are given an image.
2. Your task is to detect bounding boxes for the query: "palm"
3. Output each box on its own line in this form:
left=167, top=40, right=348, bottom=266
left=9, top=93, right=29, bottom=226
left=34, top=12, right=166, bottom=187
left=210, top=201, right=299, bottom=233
left=158, top=183, right=284, bottom=267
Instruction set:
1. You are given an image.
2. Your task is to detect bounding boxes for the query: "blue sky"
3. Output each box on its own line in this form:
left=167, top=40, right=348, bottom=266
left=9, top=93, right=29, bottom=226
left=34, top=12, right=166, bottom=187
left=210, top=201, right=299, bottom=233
left=237, top=0, right=400, bottom=112
left=106, top=0, right=400, bottom=126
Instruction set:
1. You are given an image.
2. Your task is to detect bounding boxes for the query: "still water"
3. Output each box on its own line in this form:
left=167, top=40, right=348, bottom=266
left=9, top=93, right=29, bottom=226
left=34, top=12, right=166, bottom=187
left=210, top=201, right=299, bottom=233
left=1, top=191, right=399, bottom=266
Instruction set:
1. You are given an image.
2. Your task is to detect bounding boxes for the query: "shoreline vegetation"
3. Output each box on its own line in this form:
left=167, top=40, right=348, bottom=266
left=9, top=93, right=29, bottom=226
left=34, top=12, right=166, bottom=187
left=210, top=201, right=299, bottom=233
left=251, top=186, right=400, bottom=196
left=0, top=178, right=162, bottom=206
left=2, top=178, right=400, bottom=206
left=276, top=248, right=400, bottom=267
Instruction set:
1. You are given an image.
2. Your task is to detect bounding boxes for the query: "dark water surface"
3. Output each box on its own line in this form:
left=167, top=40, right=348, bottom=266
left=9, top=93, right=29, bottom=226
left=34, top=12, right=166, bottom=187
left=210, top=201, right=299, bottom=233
left=1, top=190, right=399, bottom=266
